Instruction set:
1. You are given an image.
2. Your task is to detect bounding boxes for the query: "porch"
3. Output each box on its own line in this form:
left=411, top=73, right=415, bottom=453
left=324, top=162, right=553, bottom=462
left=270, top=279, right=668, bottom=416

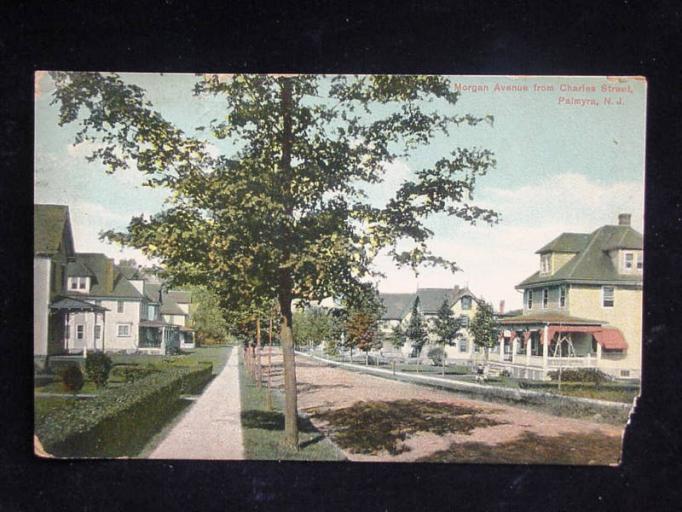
left=49, top=296, right=108, bottom=356
left=139, top=320, right=180, bottom=354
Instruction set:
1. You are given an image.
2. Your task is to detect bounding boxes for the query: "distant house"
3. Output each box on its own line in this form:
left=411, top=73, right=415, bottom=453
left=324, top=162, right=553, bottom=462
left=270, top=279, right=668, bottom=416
left=496, top=213, right=643, bottom=380
left=143, top=283, right=195, bottom=350
left=378, top=286, right=479, bottom=361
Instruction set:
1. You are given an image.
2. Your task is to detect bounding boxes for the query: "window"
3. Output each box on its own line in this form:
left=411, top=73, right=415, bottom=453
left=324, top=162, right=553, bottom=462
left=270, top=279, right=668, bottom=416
left=76, top=325, right=84, bottom=340
left=79, top=277, right=86, bottom=289
left=526, top=290, right=533, bottom=310
left=117, top=300, right=124, bottom=313
left=540, top=254, right=551, bottom=274
left=458, top=338, right=468, bottom=352
left=70, top=278, right=78, bottom=290
left=148, top=305, right=158, bottom=319
left=542, top=288, right=549, bottom=309
left=461, top=296, right=472, bottom=310
left=94, top=325, right=101, bottom=340
left=459, top=315, right=469, bottom=328
left=636, top=252, right=643, bottom=271
left=624, top=252, right=634, bottom=273
left=602, top=286, right=615, bottom=308
left=620, top=370, right=630, bottom=377
left=559, top=286, right=566, bottom=308
left=117, top=324, right=131, bottom=337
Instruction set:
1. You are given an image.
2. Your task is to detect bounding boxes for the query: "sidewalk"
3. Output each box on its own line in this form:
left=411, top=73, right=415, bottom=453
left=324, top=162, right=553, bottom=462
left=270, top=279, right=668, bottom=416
left=149, top=348, right=244, bottom=460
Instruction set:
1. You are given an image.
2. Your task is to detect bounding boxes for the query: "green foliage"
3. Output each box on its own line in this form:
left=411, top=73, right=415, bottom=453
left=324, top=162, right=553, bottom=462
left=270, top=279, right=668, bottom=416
left=389, top=323, right=406, bottom=349
left=427, top=346, right=446, bottom=366
left=547, top=368, right=610, bottom=384
left=185, top=285, right=230, bottom=345
left=36, top=364, right=213, bottom=457
left=60, top=365, right=84, bottom=392
left=293, top=307, right=334, bottom=348
left=341, top=283, right=384, bottom=354
left=433, top=299, right=460, bottom=347
left=469, top=300, right=496, bottom=354
left=48, top=72, right=499, bottom=319
left=405, top=297, right=428, bottom=356
left=85, top=351, right=113, bottom=388
left=110, top=365, right=159, bottom=383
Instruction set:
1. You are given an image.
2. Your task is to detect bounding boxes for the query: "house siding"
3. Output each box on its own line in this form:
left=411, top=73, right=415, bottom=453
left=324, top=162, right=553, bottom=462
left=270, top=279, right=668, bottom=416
left=33, top=257, right=51, bottom=356
left=567, top=285, right=642, bottom=377
left=101, top=299, right=142, bottom=351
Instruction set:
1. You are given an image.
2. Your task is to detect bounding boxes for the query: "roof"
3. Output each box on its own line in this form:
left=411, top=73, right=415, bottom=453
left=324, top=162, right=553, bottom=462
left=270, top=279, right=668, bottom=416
left=50, top=296, right=108, bottom=312
left=140, top=319, right=177, bottom=328
left=167, top=290, right=191, bottom=304
left=34, top=204, right=75, bottom=256
left=66, top=253, right=145, bottom=299
left=379, top=286, right=477, bottom=320
left=519, top=224, right=644, bottom=288
left=117, top=265, right=142, bottom=280
left=536, top=233, right=591, bottom=254
left=498, top=311, right=603, bottom=326
left=144, top=283, right=187, bottom=316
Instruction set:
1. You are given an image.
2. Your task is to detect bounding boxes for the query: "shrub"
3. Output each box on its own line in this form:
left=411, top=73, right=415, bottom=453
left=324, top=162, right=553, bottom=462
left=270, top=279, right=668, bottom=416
left=86, top=351, right=113, bottom=388
left=110, top=365, right=159, bottom=383
left=547, top=368, right=609, bottom=384
left=36, top=363, right=213, bottom=457
left=60, top=365, right=85, bottom=392
left=427, top=346, right=446, bottom=366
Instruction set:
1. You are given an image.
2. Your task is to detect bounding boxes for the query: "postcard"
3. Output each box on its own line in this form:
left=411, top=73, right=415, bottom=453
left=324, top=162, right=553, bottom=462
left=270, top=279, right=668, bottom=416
left=34, top=73, right=645, bottom=464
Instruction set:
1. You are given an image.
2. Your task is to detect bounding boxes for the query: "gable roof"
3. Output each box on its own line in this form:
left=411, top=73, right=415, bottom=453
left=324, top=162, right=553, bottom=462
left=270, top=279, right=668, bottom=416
left=167, top=290, right=191, bottom=304
left=66, top=253, right=145, bottom=299
left=117, top=265, right=143, bottom=280
left=34, top=204, right=75, bottom=256
left=379, top=286, right=477, bottom=320
left=144, top=283, right=186, bottom=315
left=519, top=224, right=644, bottom=288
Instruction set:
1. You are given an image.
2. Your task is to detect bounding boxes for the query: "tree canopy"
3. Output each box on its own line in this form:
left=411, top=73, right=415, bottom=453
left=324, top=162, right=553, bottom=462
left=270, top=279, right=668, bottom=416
left=405, top=297, right=428, bottom=357
left=470, top=299, right=496, bottom=358
left=49, top=72, right=499, bottom=447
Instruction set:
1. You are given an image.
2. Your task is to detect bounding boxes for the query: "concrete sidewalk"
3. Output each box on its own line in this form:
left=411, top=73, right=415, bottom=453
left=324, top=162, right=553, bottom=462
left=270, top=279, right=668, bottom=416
left=149, top=348, right=244, bottom=460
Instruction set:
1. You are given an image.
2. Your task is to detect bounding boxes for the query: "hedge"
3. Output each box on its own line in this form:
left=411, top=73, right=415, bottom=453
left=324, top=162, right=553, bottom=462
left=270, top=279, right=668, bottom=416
left=36, top=363, right=213, bottom=457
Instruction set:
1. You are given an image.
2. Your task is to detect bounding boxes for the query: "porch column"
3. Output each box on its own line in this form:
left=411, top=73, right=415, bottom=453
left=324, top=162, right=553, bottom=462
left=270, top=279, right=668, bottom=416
left=542, top=324, right=549, bottom=369
left=92, top=312, right=98, bottom=351
left=498, top=334, right=504, bottom=361
left=596, top=339, right=602, bottom=364
left=526, top=333, right=531, bottom=366
left=511, top=336, right=518, bottom=363
left=64, top=312, right=70, bottom=352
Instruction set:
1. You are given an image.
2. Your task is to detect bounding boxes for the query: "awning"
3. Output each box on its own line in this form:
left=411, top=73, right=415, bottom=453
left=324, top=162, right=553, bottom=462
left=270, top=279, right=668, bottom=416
left=544, top=325, right=628, bottom=350
left=593, top=328, right=628, bottom=350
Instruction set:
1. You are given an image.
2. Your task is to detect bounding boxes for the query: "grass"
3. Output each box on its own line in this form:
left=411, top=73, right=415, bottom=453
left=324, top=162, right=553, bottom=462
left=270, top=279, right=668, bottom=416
left=309, top=399, right=505, bottom=456
left=417, top=430, right=622, bottom=465
left=238, top=351, right=346, bottom=461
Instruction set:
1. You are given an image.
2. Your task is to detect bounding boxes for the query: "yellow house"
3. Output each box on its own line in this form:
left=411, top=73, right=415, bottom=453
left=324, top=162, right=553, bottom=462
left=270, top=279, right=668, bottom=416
left=497, top=213, right=642, bottom=380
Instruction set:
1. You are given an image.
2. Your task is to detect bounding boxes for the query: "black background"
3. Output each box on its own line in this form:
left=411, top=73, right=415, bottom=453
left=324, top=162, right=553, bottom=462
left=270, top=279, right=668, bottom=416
left=1, top=1, right=681, bottom=510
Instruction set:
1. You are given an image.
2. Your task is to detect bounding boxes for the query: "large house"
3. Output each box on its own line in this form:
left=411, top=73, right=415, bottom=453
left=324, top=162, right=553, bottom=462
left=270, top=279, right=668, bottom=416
left=378, top=286, right=479, bottom=362
left=34, top=204, right=195, bottom=364
left=494, top=213, right=643, bottom=380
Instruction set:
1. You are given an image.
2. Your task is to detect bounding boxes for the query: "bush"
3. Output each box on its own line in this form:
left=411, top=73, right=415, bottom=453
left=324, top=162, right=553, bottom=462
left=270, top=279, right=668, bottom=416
left=60, top=365, right=84, bottom=392
left=110, top=365, right=159, bottom=383
left=86, top=351, right=113, bottom=388
left=36, top=363, right=213, bottom=457
left=427, top=346, right=446, bottom=366
left=547, top=368, right=609, bottom=384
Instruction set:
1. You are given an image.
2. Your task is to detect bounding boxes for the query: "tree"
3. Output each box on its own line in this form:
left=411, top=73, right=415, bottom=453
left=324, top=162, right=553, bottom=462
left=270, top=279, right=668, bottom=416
left=405, top=297, right=428, bottom=358
left=389, top=323, right=406, bottom=351
left=432, top=299, right=460, bottom=374
left=470, top=299, right=496, bottom=360
left=293, top=307, right=334, bottom=349
left=49, top=72, right=498, bottom=447
left=184, top=285, right=230, bottom=345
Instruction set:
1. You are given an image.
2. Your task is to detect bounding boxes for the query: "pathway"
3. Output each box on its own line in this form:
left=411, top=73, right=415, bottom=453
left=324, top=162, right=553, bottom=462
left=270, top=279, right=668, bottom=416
left=149, top=348, right=244, bottom=460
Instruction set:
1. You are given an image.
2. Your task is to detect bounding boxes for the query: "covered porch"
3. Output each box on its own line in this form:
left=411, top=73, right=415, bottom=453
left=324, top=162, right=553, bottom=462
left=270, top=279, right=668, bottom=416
left=493, top=312, right=628, bottom=379
left=139, top=320, right=180, bottom=354
left=179, top=325, right=195, bottom=349
left=49, top=296, right=108, bottom=356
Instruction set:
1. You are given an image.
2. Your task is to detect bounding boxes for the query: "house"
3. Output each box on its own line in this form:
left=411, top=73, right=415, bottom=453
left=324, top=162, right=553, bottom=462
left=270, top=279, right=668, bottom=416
left=34, top=205, right=78, bottom=365
left=143, top=283, right=195, bottom=350
left=494, top=213, right=643, bottom=380
left=378, top=286, right=479, bottom=361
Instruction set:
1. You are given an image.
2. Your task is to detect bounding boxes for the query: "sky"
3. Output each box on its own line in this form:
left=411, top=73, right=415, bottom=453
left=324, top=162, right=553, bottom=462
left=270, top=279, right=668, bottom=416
left=34, top=73, right=646, bottom=310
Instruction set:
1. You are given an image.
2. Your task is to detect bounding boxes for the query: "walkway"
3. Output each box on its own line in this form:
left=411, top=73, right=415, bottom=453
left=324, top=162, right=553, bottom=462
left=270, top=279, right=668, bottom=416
left=149, top=348, right=244, bottom=460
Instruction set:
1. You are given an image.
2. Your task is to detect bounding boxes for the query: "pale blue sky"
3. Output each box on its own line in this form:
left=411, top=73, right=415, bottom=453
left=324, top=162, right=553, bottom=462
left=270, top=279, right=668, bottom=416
left=35, top=73, right=646, bottom=309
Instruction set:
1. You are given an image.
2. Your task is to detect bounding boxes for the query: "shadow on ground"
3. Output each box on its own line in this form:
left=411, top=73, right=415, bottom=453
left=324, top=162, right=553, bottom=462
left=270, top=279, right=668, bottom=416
left=416, top=430, right=621, bottom=465
left=241, top=409, right=319, bottom=434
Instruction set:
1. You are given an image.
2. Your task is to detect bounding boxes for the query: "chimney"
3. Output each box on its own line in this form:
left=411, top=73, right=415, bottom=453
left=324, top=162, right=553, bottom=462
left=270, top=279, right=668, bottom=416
left=499, top=300, right=505, bottom=314
left=618, top=213, right=631, bottom=226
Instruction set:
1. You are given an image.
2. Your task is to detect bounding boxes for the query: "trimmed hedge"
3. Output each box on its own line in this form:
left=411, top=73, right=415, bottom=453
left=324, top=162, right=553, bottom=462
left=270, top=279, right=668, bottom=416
left=36, top=363, right=213, bottom=457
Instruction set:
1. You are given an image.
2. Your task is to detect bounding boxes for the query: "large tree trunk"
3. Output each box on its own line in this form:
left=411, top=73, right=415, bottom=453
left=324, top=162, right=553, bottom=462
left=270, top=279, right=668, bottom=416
left=279, top=292, right=299, bottom=449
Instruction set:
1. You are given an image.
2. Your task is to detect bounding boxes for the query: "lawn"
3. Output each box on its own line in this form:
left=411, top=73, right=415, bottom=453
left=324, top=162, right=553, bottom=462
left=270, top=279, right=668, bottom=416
left=238, top=350, right=346, bottom=461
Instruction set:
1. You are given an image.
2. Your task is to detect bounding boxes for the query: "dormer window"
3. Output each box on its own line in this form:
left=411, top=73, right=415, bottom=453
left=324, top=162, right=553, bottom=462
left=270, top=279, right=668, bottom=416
left=637, top=252, right=643, bottom=271
left=623, top=252, right=634, bottom=273
left=461, top=296, right=472, bottom=310
left=540, top=254, right=551, bottom=274
left=526, top=290, right=533, bottom=310
left=69, top=277, right=89, bottom=292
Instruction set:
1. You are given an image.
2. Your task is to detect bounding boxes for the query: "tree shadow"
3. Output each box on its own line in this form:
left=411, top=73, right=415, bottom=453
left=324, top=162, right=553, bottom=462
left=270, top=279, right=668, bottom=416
left=241, top=409, right=318, bottom=434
